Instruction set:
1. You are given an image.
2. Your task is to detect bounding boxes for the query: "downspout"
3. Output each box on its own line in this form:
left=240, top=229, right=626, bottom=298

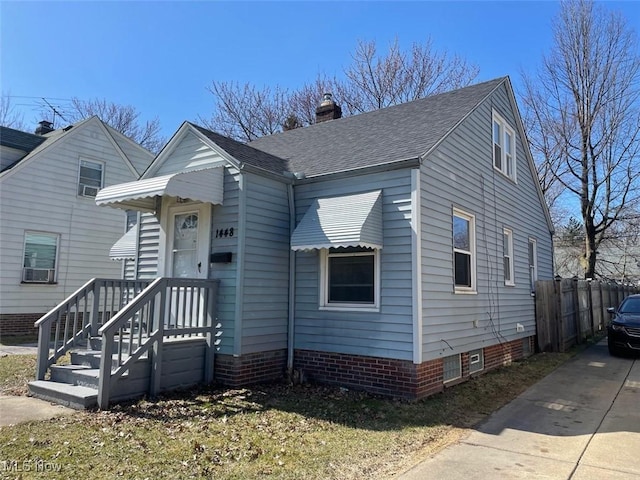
left=287, top=182, right=296, bottom=372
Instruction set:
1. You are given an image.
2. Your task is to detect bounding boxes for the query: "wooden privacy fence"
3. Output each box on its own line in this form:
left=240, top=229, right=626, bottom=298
left=535, top=278, right=639, bottom=352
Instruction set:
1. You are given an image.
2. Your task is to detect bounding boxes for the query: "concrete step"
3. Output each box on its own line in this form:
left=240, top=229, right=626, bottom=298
left=71, top=349, right=148, bottom=369
left=28, top=380, right=98, bottom=410
left=49, top=364, right=94, bottom=384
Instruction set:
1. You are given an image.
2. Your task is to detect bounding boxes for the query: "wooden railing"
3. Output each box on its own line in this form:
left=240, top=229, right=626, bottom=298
left=34, top=278, right=152, bottom=380
left=97, top=278, right=219, bottom=409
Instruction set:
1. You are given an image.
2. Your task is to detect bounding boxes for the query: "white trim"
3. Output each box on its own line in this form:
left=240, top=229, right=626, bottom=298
left=492, top=110, right=517, bottom=182
left=158, top=200, right=211, bottom=279
left=22, top=230, right=60, bottom=284
left=453, top=208, right=476, bottom=293
left=503, top=227, right=515, bottom=286
left=77, top=157, right=104, bottom=198
left=319, top=248, right=380, bottom=312
left=529, top=237, right=538, bottom=294
left=411, top=168, right=423, bottom=364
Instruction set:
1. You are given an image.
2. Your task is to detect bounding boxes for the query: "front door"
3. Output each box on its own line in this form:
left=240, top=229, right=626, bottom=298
left=165, top=202, right=211, bottom=279
left=162, top=202, right=211, bottom=329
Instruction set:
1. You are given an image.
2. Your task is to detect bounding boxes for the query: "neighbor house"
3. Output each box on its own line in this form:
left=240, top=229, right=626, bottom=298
left=29, top=77, right=555, bottom=408
left=0, top=117, right=154, bottom=336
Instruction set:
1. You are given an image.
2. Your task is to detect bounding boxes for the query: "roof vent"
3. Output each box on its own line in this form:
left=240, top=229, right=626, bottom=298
left=35, top=120, right=54, bottom=135
left=315, top=93, right=342, bottom=123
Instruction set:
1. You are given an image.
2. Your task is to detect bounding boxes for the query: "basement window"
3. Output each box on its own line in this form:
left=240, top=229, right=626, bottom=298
left=443, top=354, right=461, bottom=383
left=469, top=349, right=484, bottom=374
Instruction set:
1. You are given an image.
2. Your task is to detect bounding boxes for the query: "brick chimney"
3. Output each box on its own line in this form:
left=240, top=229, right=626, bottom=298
left=35, top=120, right=54, bottom=135
left=315, top=93, right=342, bottom=123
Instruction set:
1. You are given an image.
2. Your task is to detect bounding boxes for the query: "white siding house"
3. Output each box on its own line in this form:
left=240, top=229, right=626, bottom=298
left=0, top=117, right=153, bottom=335
left=30, top=78, right=555, bottom=407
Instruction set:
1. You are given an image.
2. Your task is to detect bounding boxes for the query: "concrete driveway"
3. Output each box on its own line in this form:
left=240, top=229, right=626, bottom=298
left=397, top=339, right=639, bottom=480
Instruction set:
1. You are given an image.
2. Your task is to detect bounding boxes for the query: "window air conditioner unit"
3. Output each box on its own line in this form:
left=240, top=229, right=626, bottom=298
left=82, top=185, right=99, bottom=197
left=23, top=268, right=55, bottom=283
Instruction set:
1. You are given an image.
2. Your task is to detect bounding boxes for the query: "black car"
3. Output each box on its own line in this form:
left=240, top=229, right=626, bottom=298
left=607, top=294, right=640, bottom=356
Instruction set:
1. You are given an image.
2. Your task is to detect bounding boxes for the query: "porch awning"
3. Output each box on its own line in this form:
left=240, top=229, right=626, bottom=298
left=95, top=167, right=224, bottom=212
left=291, top=190, right=383, bottom=251
left=109, top=224, right=138, bottom=260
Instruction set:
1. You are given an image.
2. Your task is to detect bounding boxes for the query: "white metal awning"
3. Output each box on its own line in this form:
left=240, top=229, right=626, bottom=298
left=291, top=190, right=383, bottom=251
left=109, top=224, right=139, bottom=260
left=95, top=167, right=224, bottom=212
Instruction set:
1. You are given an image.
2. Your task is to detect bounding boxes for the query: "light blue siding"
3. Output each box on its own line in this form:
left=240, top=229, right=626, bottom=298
left=240, top=173, right=291, bottom=354
left=420, top=83, right=553, bottom=360
left=209, top=167, right=241, bottom=356
left=293, top=169, right=415, bottom=361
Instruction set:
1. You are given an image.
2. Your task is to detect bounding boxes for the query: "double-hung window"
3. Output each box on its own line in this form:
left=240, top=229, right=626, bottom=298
left=493, top=111, right=516, bottom=181
left=78, top=159, right=104, bottom=197
left=503, top=228, right=515, bottom=286
left=453, top=209, right=476, bottom=293
left=320, top=247, right=379, bottom=310
left=22, top=231, right=59, bottom=283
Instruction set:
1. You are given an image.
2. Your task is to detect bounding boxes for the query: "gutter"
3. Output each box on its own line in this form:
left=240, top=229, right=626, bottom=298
left=287, top=182, right=296, bottom=372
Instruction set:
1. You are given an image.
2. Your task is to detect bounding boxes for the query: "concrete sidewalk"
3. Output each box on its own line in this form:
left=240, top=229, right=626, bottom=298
left=397, top=339, right=640, bottom=479
left=0, top=342, right=76, bottom=426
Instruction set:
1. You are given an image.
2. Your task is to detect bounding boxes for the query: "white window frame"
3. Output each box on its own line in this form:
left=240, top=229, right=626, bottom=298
left=469, top=349, right=485, bottom=374
left=77, top=158, right=104, bottom=197
left=503, top=228, right=515, bottom=286
left=22, top=231, right=59, bottom=284
left=453, top=208, right=476, bottom=294
left=529, top=238, right=538, bottom=295
left=319, top=247, right=380, bottom=312
left=492, top=111, right=517, bottom=182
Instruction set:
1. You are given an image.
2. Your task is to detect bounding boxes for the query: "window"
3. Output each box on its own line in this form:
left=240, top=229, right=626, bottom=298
left=22, top=232, right=59, bottom=283
left=453, top=209, right=476, bottom=292
left=78, top=159, right=103, bottom=197
left=469, top=349, right=484, bottom=374
left=443, top=354, right=461, bottom=383
left=320, top=247, right=379, bottom=310
left=503, top=228, right=514, bottom=286
left=528, top=238, right=537, bottom=294
left=493, top=111, right=516, bottom=181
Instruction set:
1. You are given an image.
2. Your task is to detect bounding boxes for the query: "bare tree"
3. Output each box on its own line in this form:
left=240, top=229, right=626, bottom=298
left=202, top=38, right=478, bottom=142
left=200, top=83, right=294, bottom=143
left=522, top=0, right=640, bottom=279
left=67, top=98, right=165, bottom=153
left=0, top=93, right=26, bottom=130
left=337, top=39, right=479, bottom=114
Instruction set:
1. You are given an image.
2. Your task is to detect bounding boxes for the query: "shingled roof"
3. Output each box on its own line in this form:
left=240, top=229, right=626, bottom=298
left=0, top=126, right=47, bottom=171
left=248, top=77, right=506, bottom=177
left=190, top=124, right=289, bottom=175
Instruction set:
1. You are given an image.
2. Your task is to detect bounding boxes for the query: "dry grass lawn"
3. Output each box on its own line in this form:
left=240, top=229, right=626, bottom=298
left=0, top=348, right=577, bottom=479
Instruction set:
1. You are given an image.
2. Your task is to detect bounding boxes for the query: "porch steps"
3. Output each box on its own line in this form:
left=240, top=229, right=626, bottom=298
left=28, top=338, right=145, bottom=410
left=28, top=381, right=98, bottom=410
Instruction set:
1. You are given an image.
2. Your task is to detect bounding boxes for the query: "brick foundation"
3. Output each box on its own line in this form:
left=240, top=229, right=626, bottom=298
left=0, top=313, right=40, bottom=337
left=294, top=336, right=533, bottom=400
left=215, top=349, right=287, bottom=387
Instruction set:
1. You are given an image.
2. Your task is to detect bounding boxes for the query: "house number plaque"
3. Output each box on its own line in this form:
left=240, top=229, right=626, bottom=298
left=215, top=228, right=235, bottom=238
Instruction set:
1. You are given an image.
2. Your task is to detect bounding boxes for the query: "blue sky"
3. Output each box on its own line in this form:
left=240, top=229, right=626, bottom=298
left=2, top=1, right=639, bottom=139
